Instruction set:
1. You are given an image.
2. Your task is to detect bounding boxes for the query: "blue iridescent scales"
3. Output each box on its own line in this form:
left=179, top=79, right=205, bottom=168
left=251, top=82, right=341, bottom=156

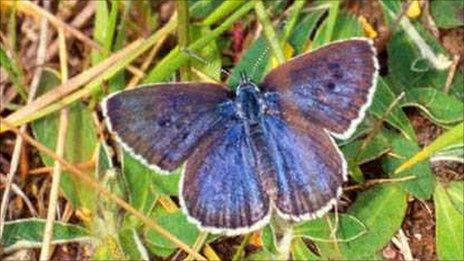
left=101, top=38, right=379, bottom=236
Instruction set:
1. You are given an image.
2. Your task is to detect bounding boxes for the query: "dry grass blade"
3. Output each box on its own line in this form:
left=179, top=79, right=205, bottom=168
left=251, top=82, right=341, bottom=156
left=0, top=0, right=50, bottom=238
left=0, top=39, right=144, bottom=133
left=0, top=174, right=37, bottom=216
left=0, top=120, right=206, bottom=261
left=39, top=26, right=69, bottom=261
left=2, top=0, right=101, bottom=50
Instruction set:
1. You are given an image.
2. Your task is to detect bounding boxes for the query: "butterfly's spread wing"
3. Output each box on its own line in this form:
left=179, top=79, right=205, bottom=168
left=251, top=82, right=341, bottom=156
left=181, top=121, right=270, bottom=235
left=101, top=83, right=235, bottom=173
left=263, top=114, right=347, bottom=220
left=260, top=38, right=378, bottom=139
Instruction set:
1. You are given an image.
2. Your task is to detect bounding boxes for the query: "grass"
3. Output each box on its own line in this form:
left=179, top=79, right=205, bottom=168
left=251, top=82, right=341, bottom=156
left=0, top=1, right=463, bottom=260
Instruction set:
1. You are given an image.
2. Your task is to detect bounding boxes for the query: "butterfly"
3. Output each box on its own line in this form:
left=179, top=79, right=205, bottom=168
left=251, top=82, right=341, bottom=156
left=101, top=38, right=379, bottom=236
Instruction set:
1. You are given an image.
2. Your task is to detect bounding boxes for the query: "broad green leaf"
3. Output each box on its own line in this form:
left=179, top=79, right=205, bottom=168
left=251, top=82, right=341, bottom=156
left=288, top=10, right=325, bottom=54
left=96, top=143, right=124, bottom=212
left=145, top=210, right=200, bottom=251
left=119, top=228, right=150, bottom=260
left=380, top=0, right=463, bottom=100
left=383, top=136, right=435, bottom=199
left=96, top=142, right=112, bottom=178
left=2, top=218, right=90, bottom=253
left=435, top=182, right=464, bottom=260
left=122, top=151, right=158, bottom=214
left=342, top=130, right=391, bottom=165
left=152, top=170, right=181, bottom=196
left=430, top=0, right=464, bottom=28
left=333, top=185, right=408, bottom=259
left=291, top=237, right=319, bottom=260
left=369, top=78, right=416, bottom=140
left=294, top=214, right=367, bottom=243
left=402, top=88, right=464, bottom=125
left=396, top=122, right=464, bottom=174
left=262, top=224, right=279, bottom=254
left=445, top=181, right=464, bottom=215
left=32, top=70, right=98, bottom=210
left=228, top=37, right=270, bottom=88
left=312, top=11, right=362, bottom=48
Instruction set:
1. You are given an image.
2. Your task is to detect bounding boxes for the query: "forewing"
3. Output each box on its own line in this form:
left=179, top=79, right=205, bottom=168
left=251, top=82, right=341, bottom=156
left=260, top=38, right=379, bottom=139
left=180, top=121, right=270, bottom=235
left=101, top=83, right=235, bottom=173
left=263, top=114, right=347, bottom=220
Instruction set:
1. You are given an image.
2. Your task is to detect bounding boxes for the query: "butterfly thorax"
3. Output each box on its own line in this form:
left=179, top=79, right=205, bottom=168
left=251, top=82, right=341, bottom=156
left=235, top=82, right=265, bottom=126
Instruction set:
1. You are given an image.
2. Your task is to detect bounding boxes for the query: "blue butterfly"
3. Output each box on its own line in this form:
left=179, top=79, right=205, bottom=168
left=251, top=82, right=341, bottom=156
left=101, top=38, right=379, bottom=235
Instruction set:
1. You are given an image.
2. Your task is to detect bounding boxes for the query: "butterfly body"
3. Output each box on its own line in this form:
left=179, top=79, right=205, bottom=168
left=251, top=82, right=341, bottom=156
left=102, top=38, right=379, bottom=235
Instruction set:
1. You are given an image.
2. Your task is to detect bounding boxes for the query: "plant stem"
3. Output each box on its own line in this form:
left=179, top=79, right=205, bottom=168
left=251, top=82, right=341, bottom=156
left=2, top=119, right=206, bottom=261
left=232, top=233, right=252, bottom=261
left=144, top=1, right=254, bottom=83
left=177, top=1, right=191, bottom=81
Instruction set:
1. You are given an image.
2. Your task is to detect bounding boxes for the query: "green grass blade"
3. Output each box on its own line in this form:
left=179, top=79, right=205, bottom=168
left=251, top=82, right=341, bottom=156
left=0, top=44, right=27, bottom=100
left=143, top=1, right=254, bottom=83
left=254, top=1, right=285, bottom=64
left=395, top=122, right=464, bottom=174
left=202, top=0, right=245, bottom=26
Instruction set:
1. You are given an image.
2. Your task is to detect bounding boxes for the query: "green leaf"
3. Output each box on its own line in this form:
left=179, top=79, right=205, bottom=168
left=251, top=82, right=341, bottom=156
left=190, top=0, right=224, bottom=19
left=152, top=171, right=181, bottom=196
left=402, top=88, right=464, bottom=125
left=435, top=182, right=464, bottom=260
left=228, top=37, right=270, bottom=88
left=189, top=25, right=222, bottom=81
left=445, top=181, right=464, bottom=215
left=245, top=249, right=275, bottom=260
left=262, top=224, right=279, bottom=254
left=2, top=218, right=90, bottom=253
left=432, top=142, right=464, bottom=163
left=122, top=151, right=158, bottom=214
left=294, top=214, right=367, bottom=243
left=144, top=2, right=254, bottom=83
left=342, top=130, right=391, bottom=165
left=383, top=135, right=435, bottom=199
left=93, top=235, right=125, bottom=260
left=119, top=228, right=150, bottom=260
left=333, top=185, right=408, bottom=259
left=31, top=70, right=98, bottom=210
left=0, top=43, right=27, bottom=100
left=144, top=211, right=199, bottom=256
left=369, top=78, right=416, bottom=140
left=395, top=122, right=463, bottom=174
left=312, top=11, right=362, bottom=48
left=202, top=0, right=245, bottom=26
left=430, top=0, right=464, bottom=28
left=108, top=1, right=132, bottom=93
left=291, top=237, right=319, bottom=260
left=288, top=10, right=325, bottom=54
left=380, top=0, right=463, bottom=100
